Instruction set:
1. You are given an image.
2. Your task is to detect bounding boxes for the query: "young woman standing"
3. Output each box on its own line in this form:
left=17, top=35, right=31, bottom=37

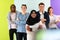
left=8, top=4, right=19, bottom=40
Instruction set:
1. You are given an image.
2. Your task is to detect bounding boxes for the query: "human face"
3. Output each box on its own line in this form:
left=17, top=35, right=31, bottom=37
left=21, top=6, right=27, bottom=12
left=11, top=6, right=16, bottom=12
left=39, top=5, right=45, bottom=12
left=31, top=11, right=37, bottom=18
left=49, top=8, right=53, bottom=14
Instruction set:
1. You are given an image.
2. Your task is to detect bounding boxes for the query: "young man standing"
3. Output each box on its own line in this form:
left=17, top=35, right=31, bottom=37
left=16, top=4, right=29, bottom=40
left=37, top=3, right=50, bottom=29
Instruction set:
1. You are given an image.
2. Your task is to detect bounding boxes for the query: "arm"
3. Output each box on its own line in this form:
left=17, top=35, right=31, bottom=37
left=55, top=17, right=60, bottom=23
left=7, top=13, right=11, bottom=29
left=38, top=25, right=43, bottom=30
left=26, top=24, right=31, bottom=31
left=50, top=16, right=60, bottom=24
left=15, top=13, right=20, bottom=25
left=45, top=12, right=50, bottom=29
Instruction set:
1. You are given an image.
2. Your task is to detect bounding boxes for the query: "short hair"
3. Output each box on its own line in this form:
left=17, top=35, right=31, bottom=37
left=10, top=4, right=16, bottom=8
left=39, top=2, right=45, bottom=6
left=21, top=4, right=27, bottom=9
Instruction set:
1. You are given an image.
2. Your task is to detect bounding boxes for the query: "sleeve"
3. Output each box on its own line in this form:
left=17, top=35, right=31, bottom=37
left=54, top=15, right=59, bottom=24
left=15, top=12, right=20, bottom=25
left=46, top=13, right=50, bottom=24
left=45, top=12, right=50, bottom=28
left=54, top=15, right=58, bottom=22
left=7, top=13, right=11, bottom=30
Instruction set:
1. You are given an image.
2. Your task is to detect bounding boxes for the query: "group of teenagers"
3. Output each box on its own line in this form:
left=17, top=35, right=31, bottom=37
left=8, top=2, right=60, bottom=40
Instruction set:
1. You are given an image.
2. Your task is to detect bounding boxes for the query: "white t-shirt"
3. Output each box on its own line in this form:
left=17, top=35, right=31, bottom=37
left=49, top=15, right=57, bottom=28
left=40, top=12, right=44, bottom=19
left=10, top=13, right=16, bottom=21
left=39, top=12, right=46, bottom=29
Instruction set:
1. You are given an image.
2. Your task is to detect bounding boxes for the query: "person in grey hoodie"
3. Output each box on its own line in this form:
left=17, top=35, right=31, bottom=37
left=7, top=4, right=19, bottom=40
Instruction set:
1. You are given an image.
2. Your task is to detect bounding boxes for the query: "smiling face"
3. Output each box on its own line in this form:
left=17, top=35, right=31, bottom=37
left=21, top=4, right=27, bottom=13
left=39, top=5, right=45, bottom=12
left=21, top=6, right=27, bottom=12
left=39, top=3, right=45, bottom=12
left=31, top=11, right=37, bottom=18
left=49, top=8, right=53, bottom=14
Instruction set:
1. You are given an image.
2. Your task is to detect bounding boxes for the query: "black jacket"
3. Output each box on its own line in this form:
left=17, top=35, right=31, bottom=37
left=37, top=11, right=50, bottom=29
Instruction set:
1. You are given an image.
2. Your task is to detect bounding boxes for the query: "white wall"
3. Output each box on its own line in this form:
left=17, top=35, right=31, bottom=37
left=14, top=0, right=50, bottom=12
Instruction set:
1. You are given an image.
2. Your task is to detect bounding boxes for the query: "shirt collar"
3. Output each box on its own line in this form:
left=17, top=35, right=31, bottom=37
left=39, top=11, right=45, bottom=14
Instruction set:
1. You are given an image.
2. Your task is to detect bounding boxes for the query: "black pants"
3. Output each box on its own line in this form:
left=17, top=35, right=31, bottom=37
left=9, top=29, right=17, bottom=40
left=17, top=32, right=27, bottom=40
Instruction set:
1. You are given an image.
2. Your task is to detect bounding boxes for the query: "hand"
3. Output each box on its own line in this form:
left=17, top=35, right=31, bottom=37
left=44, top=19, right=46, bottom=21
left=17, top=18, right=20, bottom=21
left=41, top=19, right=46, bottom=23
left=26, top=26, right=31, bottom=32
left=56, top=20, right=59, bottom=23
left=38, top=25, right=42, bottom=29
left=57, top=17, right=60, bottom=22
left=55, top=17, right=60, bottom=23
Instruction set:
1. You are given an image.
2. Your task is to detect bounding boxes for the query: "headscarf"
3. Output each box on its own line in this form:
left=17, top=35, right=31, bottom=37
left=26, top=10, right=40, bottom=25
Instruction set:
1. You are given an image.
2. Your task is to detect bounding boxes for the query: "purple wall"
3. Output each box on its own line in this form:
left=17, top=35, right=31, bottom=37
left=51, top=0, right=60, bottom=15
left=51, top=0, right=60, bottom=28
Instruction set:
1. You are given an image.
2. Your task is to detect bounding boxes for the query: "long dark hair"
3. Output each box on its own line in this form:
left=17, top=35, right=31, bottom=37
left=48, top=7, right=53, bottom=15
left=10, top=4, right=16, bottom=12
